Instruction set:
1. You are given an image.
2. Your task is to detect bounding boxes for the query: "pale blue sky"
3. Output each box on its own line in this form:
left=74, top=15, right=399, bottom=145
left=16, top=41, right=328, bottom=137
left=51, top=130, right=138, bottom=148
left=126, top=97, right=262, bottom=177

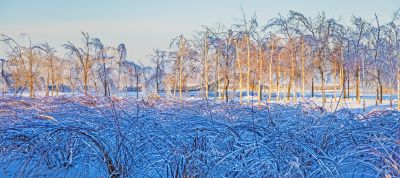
left=1, top=0, right=400, bottom=65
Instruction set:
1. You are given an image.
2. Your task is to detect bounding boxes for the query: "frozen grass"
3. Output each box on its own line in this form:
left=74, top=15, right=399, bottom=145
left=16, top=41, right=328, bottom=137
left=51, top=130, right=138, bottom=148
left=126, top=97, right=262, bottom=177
left=0, top=96, right=399, bottom=177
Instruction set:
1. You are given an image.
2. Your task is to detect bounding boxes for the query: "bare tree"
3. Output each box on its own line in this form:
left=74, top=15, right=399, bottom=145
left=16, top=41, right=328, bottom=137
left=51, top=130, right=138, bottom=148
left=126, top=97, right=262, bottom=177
left=170, top=35, right=192, bottom=99
left=36, top=42, right=59, bottom=96
left=234, top=11, right=258, bottom=102
left=0, top=58, right=10, bottom=95
left=132, top=61, right=146, bottom=99
left=388, top=10, right=400, bottom=109
left=266, top=13, right=299, bottom=101
left=196, top=28, right=212, bottom=100
left=92, top=38, right=114, bottom=97
left=150, top=49, right=168, bottom=95
left=362, top=14, right=385, bottom=104
left=290, top=11, right=334, bottom=106
left=63, top=32, right=94, bottom=95
left=116, top=43, right=127, bottom=90
left=1, top=33, right=40, bottom=97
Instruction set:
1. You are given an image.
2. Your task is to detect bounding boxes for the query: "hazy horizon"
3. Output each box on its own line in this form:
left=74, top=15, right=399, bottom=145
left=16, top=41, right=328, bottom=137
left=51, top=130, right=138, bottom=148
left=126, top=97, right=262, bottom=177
left=1, top=0, right=400, bottom=65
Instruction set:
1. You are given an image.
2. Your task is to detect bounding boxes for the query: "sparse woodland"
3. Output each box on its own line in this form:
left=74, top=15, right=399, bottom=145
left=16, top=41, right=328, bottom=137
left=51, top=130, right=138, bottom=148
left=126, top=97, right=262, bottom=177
left=2, top=11, right=400, bottom=108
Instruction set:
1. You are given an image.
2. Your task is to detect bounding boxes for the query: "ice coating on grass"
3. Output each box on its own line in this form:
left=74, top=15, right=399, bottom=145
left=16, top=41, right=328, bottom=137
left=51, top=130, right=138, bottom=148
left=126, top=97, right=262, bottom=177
left=0, top=96, right=399, bottom=177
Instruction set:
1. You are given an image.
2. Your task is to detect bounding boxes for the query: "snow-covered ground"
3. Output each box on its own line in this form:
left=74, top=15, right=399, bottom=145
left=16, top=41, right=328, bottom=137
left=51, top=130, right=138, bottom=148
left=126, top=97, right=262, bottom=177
left=0, top=95, right=398, bottom=177
left=8, top=89, right=398, bottom=112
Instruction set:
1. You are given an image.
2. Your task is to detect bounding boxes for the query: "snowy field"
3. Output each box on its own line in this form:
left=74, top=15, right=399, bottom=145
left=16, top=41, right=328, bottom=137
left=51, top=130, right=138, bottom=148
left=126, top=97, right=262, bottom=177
left=7, top=89, right=400, bottom=113
left=0, top=95, right=399, bottom=177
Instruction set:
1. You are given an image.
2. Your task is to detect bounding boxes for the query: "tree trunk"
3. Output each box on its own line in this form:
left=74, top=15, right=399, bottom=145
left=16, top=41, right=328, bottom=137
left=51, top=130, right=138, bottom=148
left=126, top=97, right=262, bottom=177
left=179, top=40, right=183, bottom=100
left=276, top=52, right=281, bottom=102
left=257, top=47, right=263, bottom=103
left=235, top=40, right=243, bottom=104
left=397, top=73, right=400, bottom=109
left=356, top=65, right=360, bottom=102
left=333, top=58, right=337, bottom=101
left=380, top=83, right=383, bottom=104
left=283, top=71, right=286, bottom=102
left=378, top=68, right=383, bottom=104
left=56, top=78, right=60, bottom=96
left=50, top=59, right=54, bottom=97
left=347, top=76, right=350, bottom=99
left=340, top=47, right=345, bottom=100
left=287, top=78, right=291, bottom=101
left=103, top=60, right=109, bottom=97
left=301, top=39, right=305, bottom=99
left=51, top=81, right=55, bottom=97
left=83, top=68, right=88, bottom=95
left=246, top=34, right=251, bottom=102
left=287, top=42, right=293, bottom=101
left=376, top=86, right=379, bottom=106
left=1, top=60, right=5, bottom=95
left=311, top=77, right=314, bottom=98
left=46, top=72, right=49, bottom=97
left=320, top=67, right=325, bottom=106
left=47, top=57, right=54, bottom=97
left=156, top=65, right=160, bottom=95
left=14, top=72, right=19, bottom=96
left=83, top=56, right=90, bottom=95
left=269, top=43, right=274, bottom=102
left=343, top=68, right=347, bottom=99
left=390, top=80, right=393, bottom=108
left=204, top=37, right=209, bottom=100
left=339, top=63, right=342, bottom=97
left=216, top=53, right=220, bottom=99
left=29, top=60, right=34, bottom=98
left=291, top=42, right=296, bottom=101
left=136, top=76, right=139, bottom=99
left=104, top=80, right=108, bottom=97
left=224, top=74, right=229, bottom=102
left=29, top=71, right=35, bottom=98
left=118, top=60, right=122, bottom=90
left=173, top=80, right=176, bottom=97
